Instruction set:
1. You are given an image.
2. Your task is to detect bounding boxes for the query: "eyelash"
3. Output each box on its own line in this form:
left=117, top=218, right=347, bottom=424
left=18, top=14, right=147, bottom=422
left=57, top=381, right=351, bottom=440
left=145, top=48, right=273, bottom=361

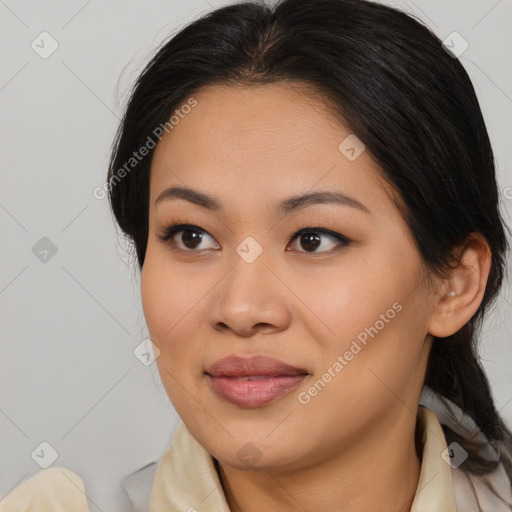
left=155, top=217, right=352, bottom=254
left=286, top=219, right=352, bottom=251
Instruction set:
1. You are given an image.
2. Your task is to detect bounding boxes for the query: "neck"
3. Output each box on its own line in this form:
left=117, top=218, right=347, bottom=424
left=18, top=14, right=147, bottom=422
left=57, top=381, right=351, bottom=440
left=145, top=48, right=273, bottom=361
left=216, top=407, right=422, bottom=512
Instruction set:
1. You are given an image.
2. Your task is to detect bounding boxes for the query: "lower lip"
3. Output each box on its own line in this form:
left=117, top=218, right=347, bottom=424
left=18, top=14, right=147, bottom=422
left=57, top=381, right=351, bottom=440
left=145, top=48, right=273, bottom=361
left=207, top=374, right=308, bottom=408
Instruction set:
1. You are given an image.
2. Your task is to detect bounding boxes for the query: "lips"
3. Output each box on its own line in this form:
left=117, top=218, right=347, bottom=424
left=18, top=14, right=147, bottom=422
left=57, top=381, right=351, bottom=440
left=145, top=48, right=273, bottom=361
left=205, top=355, right=310, bottom=408
left=206, top=355, right=309, bottom=378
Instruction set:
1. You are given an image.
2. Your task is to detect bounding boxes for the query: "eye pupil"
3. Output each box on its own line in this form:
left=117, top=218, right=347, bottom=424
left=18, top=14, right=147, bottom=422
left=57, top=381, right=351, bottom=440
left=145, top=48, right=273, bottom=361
left=182, top=229, right=202, bottom=249
left=300, top=232, right=321, bottom=252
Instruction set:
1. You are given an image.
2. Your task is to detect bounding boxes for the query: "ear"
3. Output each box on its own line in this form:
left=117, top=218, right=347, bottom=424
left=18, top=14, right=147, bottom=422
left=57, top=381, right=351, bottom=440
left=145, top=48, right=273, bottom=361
left=427, top=232, right=492, bottom=338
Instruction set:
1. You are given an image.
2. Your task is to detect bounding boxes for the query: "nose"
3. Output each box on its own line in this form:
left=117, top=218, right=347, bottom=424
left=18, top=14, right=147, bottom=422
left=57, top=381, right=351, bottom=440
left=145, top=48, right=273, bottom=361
left=206, top=250, right=292, bottom=338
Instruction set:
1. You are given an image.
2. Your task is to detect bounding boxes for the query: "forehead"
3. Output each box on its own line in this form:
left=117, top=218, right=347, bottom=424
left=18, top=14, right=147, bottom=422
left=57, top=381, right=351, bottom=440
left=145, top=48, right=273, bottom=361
left=149, top=82, right=401, bottom=215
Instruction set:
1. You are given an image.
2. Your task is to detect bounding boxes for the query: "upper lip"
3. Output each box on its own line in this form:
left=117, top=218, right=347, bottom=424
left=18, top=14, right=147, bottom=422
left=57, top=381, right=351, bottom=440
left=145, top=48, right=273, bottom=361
left=206, top=355, right=309, bottom=378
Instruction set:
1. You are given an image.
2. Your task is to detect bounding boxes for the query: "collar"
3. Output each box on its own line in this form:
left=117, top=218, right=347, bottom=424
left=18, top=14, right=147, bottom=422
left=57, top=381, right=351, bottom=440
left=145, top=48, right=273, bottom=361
left=150, top=405, right=457, bottom=511
left=411, top=405, right=457, bottom=511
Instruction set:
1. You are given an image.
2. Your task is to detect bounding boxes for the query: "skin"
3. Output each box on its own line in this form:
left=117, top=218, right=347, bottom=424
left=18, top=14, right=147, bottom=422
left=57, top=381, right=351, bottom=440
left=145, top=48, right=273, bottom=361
left=140, top=82, right=491, bottom=511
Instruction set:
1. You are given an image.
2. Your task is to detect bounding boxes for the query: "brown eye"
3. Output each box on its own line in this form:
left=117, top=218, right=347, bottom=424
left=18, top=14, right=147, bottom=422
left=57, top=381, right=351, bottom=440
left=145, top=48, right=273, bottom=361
left=179, top=229, right=203, bottom=249
left=287, top=228, right=351, bottom=253
left=156, top=224, right=220, bottom=251
left=299, top=232, right=321, bottom=251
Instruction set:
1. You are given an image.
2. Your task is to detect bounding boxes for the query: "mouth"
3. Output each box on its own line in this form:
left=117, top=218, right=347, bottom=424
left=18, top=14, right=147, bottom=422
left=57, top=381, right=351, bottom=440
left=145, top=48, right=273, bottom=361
left=224, top=375, right=296, bottom=380
left=206, top=354, right=309, bottom=378
left=205, top=355, right=310, bottom=408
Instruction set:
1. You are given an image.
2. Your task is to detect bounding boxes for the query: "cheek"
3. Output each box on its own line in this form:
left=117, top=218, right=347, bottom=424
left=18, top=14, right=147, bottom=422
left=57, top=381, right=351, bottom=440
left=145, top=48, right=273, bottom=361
left=141, top=249, right=201, bottom=343
left=299, top=248, right=429, bottom=389
left=140, top=250, right=210, bottom=394
left=141, top=256, right=204, bottom=413
left=324, top=293, right=428, bottom=400
left=293, top=259, right=408, bottom=348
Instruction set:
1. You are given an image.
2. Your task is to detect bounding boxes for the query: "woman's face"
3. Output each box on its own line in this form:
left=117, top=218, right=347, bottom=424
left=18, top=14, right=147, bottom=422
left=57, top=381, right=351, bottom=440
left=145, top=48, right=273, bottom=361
left=141, top=83, right=437, bottom=471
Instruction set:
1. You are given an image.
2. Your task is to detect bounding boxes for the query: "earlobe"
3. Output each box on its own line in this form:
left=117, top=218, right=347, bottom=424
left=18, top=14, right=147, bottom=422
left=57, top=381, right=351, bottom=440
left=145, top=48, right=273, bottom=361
left=427, top=233, right=491, bottom=338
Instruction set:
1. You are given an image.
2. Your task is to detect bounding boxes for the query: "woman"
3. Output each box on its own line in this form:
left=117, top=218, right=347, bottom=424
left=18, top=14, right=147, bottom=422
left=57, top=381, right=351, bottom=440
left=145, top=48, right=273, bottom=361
left=1, top=0, right=511, bottom=510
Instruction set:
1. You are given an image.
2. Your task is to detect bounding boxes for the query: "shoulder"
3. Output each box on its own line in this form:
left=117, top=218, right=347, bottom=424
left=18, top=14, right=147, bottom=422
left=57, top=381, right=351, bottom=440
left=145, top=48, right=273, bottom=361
left=420, top=387, right=512, bottom=511
left=451, top=465, right=512, bottom=512
left=0, top=467, right=90, bottom=512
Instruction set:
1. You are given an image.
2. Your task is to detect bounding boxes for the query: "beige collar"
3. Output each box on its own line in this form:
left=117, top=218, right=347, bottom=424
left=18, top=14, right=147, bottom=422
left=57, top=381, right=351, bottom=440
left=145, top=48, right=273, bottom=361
left=410, top=406, right=457, bottom=511
left=150, top=405, right=457, bottom=511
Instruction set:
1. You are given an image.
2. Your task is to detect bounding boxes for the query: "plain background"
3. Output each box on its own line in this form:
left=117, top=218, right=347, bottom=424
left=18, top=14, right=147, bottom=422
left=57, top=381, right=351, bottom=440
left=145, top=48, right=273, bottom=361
left=1, top=0, right=511, bottom=510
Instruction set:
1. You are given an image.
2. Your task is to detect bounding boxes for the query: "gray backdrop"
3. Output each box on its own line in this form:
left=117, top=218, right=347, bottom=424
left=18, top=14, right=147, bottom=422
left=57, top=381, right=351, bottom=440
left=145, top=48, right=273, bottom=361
left=1, top=0, right=511, bottom=510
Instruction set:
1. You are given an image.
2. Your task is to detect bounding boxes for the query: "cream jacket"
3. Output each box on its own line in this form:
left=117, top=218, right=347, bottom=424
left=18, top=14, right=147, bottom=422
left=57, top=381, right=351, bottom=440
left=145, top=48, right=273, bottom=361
left=1, top=405, right=510, bottom=511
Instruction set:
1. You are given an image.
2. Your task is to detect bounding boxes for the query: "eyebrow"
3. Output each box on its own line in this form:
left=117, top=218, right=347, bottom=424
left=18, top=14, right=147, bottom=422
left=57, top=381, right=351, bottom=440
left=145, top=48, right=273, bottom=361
left=155, top=186, right=370, bottom=215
